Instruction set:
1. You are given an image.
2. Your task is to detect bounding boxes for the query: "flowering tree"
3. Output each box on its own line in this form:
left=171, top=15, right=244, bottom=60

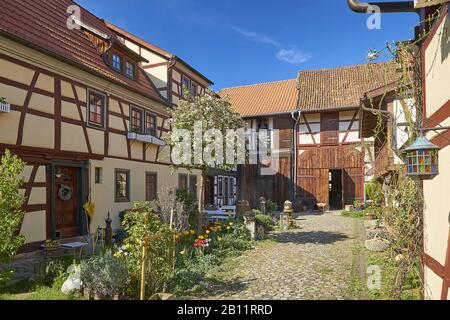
left=166, top=92, right=245, bottom=227
left=0, top=149, right=26, bottom=284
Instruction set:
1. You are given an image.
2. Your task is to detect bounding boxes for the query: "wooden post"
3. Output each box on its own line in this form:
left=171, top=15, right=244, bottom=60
left=140, top=241, right=147, bottom=301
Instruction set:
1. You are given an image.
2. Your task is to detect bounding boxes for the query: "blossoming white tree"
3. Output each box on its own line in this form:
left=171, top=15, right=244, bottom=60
left=166, top=92, right=245, bottom=227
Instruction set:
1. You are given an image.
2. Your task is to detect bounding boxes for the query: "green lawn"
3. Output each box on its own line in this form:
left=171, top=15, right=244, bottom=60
left=366, top=251, right=421, bottom=300
left=0, top=279, right=83, bottom=300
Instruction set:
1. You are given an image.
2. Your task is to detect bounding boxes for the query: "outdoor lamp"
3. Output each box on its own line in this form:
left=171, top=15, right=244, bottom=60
left=404, top=135, right=440, bottom=180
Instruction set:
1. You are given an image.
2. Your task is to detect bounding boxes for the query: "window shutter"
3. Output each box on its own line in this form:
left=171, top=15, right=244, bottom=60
left=214, top=176, right=218, bottom=205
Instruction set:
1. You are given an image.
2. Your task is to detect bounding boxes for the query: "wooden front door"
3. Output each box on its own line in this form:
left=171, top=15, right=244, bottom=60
left=54, top=166, right=78, bottom=239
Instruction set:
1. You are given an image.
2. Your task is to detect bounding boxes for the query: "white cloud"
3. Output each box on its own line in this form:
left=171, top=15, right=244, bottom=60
left=276, top=48, right=311, bottom=65
left=232, top=27, right=280, bottom=47
left=232, top=26, right=311, bottom=65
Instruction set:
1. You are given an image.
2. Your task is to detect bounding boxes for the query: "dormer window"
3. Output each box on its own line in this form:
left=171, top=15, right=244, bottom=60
left=125, top=60, right=136, bottom=79
left=112, top=53, right=122, bottom=72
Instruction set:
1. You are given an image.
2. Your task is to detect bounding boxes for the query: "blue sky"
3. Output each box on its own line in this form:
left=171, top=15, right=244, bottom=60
left=76, top=0, right=419, bottom=90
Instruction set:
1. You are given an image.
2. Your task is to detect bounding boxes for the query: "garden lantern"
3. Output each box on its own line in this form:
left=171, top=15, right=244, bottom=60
left=404, top=135, right=440, bottom=180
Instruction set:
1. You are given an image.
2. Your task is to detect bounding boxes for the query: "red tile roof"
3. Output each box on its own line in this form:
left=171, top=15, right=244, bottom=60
left=0, top=0, right=165, bottom=104
left=219, top=80, right=299, bottom=117
left=105, top=20, right=214, bottom=85
left=297, top=62, right=398, bottom=111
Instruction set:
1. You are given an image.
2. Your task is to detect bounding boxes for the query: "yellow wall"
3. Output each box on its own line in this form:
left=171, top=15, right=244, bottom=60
left=425, top=14, right=450, bottom=118
left=89, top=157, right=201, bottom=232
left=422, top=14, right=450, bottom=300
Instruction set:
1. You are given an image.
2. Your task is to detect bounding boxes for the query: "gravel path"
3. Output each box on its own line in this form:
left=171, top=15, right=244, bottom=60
left=193, top=212, right=365, bottom=300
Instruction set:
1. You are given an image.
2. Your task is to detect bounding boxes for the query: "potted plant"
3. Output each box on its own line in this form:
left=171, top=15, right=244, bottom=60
left=42, top=240, right=61, bottom=252
left=316, top=203, right=326, bottom=215
left=80, top=250, right=128, bottom=300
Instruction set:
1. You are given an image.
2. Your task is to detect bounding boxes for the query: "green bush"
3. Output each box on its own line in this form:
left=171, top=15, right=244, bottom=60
left=353, top=200, right=364, bottom=211
left=176, top=189, right=199, bottom=228
left=341, top=210, right=365, bottom=218
left=80, top=250, right=128, bottom=297
left=0, top=150, right=26, bottom=285
left=257, top=198, right=278, bottom=213
left=366, top=180, right=383, bottom=206
left=121, top=202, right=174, bottom=299
left=34, top=255, right=75, bottom=288
left=255, top=213, right=276, bottom=231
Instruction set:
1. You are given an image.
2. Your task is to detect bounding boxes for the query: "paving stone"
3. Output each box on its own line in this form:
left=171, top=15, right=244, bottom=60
left=192, top=212, right=364, bottom=300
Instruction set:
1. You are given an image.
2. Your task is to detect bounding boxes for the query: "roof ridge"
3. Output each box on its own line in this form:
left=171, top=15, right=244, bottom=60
left=298, top=61, right=394, bottom=75
left=220, top=78, right=297, bottom=92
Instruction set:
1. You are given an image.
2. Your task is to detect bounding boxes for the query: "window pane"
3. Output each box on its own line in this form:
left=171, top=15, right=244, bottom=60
left=146, top=173, right=157, bottom=201
left=112, top=54, right=121, bottom=71
left=182, top=77, right=190, bottom=95
left=89, top=92, right=105, bottom=127
left=131, top=108, right=143, bottom=133
left=95, top=167, right=102, bottom=184
left=218, top=177, right=223, bottom=197
left=189, top=175, right=197, bottom=198
left=115, top=171, right=129, bottom=201
left=190, top=83, right=197, bottom=97
left=179, top=174, right=188, bottom=190
left=146, top=113, right=156, bottom=136
left=126, top=61, right=135, bottom=78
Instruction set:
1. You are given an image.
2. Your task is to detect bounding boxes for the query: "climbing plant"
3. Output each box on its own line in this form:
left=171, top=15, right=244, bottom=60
left=361, top=8, right=443, bottom=298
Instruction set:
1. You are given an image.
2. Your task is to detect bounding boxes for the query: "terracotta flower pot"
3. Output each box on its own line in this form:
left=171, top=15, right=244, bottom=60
left=83, top=288, right=91, bottom=300
left=93, top=293, right=103, bottom=300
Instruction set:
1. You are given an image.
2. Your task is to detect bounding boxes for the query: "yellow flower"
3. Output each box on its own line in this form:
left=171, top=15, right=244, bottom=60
left=217, top=237, right=223, bottom=242
left=125, top=243, right=132, bottom=250
left=227, top=226, right=231, bottom=230
left=206, top=230, right=210, bottom=234
left=190, top=230, right=195, bottom=235
left=183, top=231, right=190, bottom=236
left=113, top=252, right=122, bottom=258
left=229, top=222, right=234, bottom=226
left=180, top=250, right=185, bottom=255
left=198, top=235, right=205, bottom=240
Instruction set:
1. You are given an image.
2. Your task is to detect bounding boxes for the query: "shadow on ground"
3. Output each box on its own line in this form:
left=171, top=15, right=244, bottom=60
left=270, top=230, right=349, bottom=245
left=182, top=276, right=249, bottom=300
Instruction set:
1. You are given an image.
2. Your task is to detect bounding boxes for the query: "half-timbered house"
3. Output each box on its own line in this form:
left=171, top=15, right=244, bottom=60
left=0, top=0, right=202, bottom=250
left=221, top=62, right=397, bottom=211
left=105, top=22, right=237, bottom=209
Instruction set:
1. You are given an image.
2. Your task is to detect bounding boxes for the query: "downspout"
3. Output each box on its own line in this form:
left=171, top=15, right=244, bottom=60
left=347, top=0, right=417, bottom=13
left=291, top=109, right=302, bottom=203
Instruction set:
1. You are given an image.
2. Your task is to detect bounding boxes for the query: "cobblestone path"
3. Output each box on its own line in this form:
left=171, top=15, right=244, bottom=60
left=192, top=212, right=365, bottom=300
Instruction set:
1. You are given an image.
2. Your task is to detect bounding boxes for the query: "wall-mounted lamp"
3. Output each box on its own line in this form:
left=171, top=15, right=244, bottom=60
left=404, top=135, right=440, bottom=180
